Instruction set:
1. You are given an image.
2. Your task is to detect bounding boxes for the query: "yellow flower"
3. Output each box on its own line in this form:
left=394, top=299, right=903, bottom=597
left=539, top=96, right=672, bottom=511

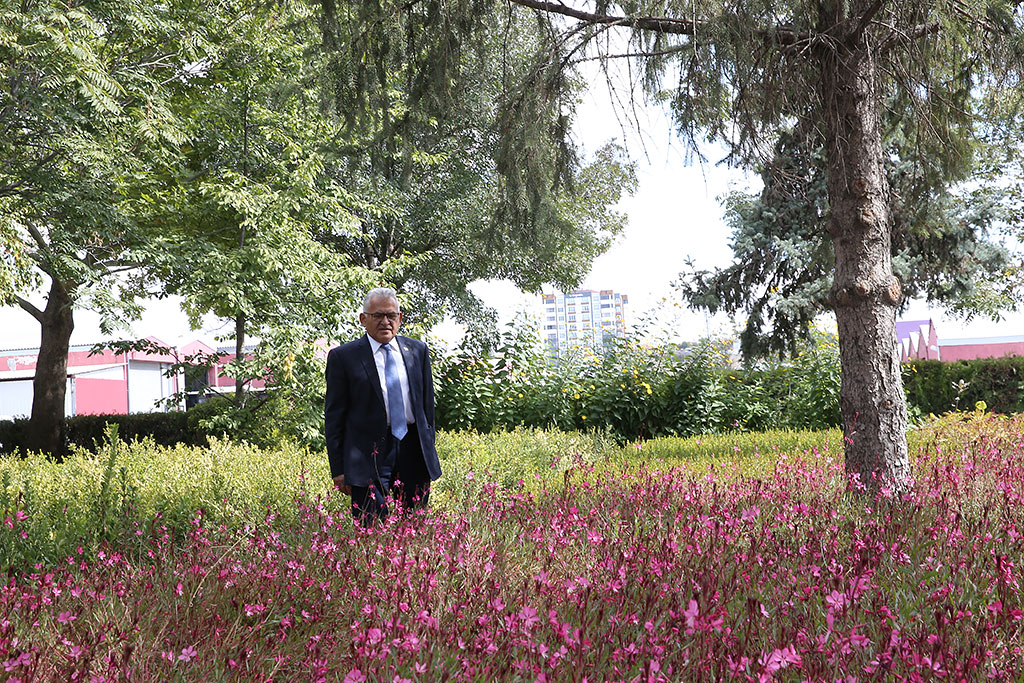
left=574, top=393, right=580, bottom=400
left=581, top=415, right=587, bottom=420
left=976, top=400, right=987, bottom=413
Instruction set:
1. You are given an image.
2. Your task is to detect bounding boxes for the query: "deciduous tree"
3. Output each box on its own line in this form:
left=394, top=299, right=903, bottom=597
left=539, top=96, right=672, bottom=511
left=315, top=1, right=637, bottom=336
left=142, top=1, right=376, bottom=401
left=0, top=0, right=198, bottom=454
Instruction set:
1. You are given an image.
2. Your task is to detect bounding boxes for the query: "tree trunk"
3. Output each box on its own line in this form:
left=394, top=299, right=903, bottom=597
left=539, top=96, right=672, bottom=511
left=26, top=279, right=75, bottom=457
left=821, top=24, right=910, bottom=495
left=235, top=311, right=246, bottom=401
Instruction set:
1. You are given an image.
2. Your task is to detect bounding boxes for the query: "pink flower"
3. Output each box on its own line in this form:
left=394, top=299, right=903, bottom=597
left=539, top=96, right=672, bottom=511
left=344, top=669, right=366, bottom=683
left=850, top=627, right=870, bottom=648
left=519, top=605, right=540, bottom=628
left=825, top=590, right=848, bottom=610
left=57, top=611, right=76, bottom=624
left=758, top=644, right=802, bottom=681
left=727, top=655, right=750, bottom=674
left=178, top=646, right=197, bottom=663
left=682, top=599, right=699, bottom=630
left=3, top=652, right=30, bottom=671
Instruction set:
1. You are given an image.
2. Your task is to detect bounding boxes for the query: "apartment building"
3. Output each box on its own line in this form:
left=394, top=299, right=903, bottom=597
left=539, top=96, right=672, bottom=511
left=540, top=289, right=628, bottom=357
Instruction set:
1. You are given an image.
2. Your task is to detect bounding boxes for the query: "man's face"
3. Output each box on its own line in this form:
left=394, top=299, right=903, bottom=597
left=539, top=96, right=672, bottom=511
left=360, top=296, right=402, bottom=344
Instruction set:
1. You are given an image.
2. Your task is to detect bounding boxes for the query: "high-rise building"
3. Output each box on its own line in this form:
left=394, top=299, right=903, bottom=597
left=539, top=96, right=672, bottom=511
left=540, top=289, right=628, bottom=357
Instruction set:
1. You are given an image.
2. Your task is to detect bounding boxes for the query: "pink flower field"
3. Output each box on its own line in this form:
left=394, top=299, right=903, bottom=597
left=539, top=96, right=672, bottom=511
left=2, top=417, right=1024, bottom=681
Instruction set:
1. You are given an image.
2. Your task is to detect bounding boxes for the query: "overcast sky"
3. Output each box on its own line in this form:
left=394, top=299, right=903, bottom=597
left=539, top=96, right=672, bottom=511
left=2, top=66, right=1021, bottom=352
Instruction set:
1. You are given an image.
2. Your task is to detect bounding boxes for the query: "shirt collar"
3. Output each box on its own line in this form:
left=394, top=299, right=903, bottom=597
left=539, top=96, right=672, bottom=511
left=367, top=335, right=399, bottom=354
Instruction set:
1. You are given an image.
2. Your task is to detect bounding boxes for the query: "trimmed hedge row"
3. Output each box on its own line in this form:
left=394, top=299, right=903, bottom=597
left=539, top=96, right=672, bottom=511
left=0, top=409, right=216, bottom=456
left=903, top=356, right=1024, bottom=416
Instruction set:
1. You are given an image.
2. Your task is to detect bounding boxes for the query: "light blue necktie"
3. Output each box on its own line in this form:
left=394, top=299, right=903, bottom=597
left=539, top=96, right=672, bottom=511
left=382, top=344, right=408, bottom=440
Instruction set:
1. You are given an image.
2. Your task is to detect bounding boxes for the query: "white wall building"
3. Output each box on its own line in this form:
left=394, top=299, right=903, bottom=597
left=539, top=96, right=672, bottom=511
left=0, top=339, right=180, bottom=420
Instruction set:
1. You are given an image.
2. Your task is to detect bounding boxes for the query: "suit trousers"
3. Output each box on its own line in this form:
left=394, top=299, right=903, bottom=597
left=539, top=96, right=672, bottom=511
left=349, top=423, right=431, bottom=524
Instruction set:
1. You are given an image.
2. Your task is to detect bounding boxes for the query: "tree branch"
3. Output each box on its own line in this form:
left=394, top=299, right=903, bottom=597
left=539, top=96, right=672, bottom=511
left=25, top=222, right=50, bottom=253
left=509, top=0, right=702, bottom=34
left=507, top=0, right=814, bottom=46
left=0, top=150, right=63, bottom=198
left=878, top=21, right=941, bottom=52
left=572, top=46, right=690, bottom=62
left=92, top=262, right=145, bottom=274
left=15, top=295, right=43, bottom=323
left=853, top=0, right=887, bottom=43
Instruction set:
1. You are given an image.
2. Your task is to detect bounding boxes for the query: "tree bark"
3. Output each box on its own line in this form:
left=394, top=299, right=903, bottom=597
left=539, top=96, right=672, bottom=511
left=820, top=20, right=911, bottom=495
left=235, top=311, right=246, bottom=401
left=26, top=278, right=75, bottom=457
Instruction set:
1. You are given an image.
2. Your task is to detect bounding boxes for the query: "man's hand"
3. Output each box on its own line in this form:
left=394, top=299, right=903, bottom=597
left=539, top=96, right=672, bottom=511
left=333, top=474, right=352, bottom=495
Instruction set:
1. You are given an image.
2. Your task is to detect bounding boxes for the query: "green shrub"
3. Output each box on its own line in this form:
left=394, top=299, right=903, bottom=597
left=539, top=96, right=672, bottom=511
left=0, top=426, right=326, bottom=570
left=435, top=427, right=621, bottom=504
left=904, top=357, right=1024, bottom=416
left=0, top=412, right=213, bottom=456
left=0, top=426, right=624, bottom=570
left=434, top=323, right=843, bottom=441
left=0, top=418, right=30, bottom=454
left=67, top=412, right=208, bottom=449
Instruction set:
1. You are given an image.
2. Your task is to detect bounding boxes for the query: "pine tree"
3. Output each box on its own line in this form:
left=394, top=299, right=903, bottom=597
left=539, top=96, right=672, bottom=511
left=497, top=0, right=1024, bottom=493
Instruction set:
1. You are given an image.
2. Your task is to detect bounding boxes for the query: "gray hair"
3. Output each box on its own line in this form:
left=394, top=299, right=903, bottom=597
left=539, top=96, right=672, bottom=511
left=363, top=287, right=400, bottom=312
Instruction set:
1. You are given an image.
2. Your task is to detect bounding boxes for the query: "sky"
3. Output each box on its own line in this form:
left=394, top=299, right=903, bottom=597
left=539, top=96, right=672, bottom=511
left=1, top=67, right=1022, bottom=352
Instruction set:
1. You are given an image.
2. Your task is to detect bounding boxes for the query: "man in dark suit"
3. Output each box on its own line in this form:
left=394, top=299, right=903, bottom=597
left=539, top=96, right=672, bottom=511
left=324, top=288, right=441, bottom=522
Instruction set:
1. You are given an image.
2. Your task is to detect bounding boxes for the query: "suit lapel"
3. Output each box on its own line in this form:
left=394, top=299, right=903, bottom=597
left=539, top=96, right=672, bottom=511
left=397, top=336, right=421, bottom=413
left=358, top=336, right=385, bottom=409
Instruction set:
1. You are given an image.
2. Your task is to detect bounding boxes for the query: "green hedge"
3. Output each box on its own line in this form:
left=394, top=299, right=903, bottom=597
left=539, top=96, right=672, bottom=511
left=0, top=411, right=214, bottom=456
left=903, top=356, right=1024, bottom=415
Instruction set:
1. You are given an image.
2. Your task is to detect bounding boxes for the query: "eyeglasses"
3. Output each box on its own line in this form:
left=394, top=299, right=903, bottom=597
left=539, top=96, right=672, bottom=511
left=367, top=312, right=400, bottom=321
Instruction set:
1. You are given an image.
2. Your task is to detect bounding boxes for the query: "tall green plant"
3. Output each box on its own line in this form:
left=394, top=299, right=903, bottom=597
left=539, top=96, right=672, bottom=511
left=434, top=319, right=844, bottom=441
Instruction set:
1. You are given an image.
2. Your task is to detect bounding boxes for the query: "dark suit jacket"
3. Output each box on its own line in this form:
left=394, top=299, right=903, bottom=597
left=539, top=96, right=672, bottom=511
left=324, top=334, right=441, bottom=486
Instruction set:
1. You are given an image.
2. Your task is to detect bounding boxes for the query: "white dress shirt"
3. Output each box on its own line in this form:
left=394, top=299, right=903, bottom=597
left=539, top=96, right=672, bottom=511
left=367, top=336, right=415, bottom=427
